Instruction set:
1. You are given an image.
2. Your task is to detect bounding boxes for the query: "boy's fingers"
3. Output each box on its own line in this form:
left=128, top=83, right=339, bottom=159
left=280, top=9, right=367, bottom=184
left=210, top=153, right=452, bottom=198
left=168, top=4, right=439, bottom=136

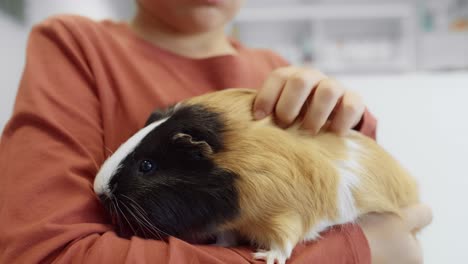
left=254, top=68, right=295, bottom=120
left=275, top=70, right=322, bottom=126
left=402, top=204, right=433, bottom=231
left=301, top=79, right=344, bottom=134
left=328, top=91, right=365, bottom=135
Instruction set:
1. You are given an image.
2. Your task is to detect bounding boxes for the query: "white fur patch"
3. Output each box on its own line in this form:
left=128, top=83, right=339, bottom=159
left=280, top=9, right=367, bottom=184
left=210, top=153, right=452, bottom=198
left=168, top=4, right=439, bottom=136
left=336, top=167, right=360, bottom=222
left=345, top=139, right=361, bottom=152
left=335, top=139, right=361, bottom=222
left=173, top=102, right=182, bottom=111
left=93, top=118, right=169, bottom=196
left=303, top=219, right=334, bottom=241
left=253, top=241, right=294, bottom=264
left=304, top=139, right=362, bottom=242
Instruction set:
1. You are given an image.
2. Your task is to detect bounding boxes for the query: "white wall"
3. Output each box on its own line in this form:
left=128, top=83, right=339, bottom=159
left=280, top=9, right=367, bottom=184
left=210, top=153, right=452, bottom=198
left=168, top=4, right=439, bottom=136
left=26, top=0, right=129, bottom=26
left=340, top=72, right=468, bottom=264
left=0, top=14, right=27, bottom=132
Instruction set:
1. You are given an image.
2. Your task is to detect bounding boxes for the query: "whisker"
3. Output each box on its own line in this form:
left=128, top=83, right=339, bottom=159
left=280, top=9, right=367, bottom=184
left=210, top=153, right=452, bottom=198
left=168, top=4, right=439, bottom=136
left=114, top=198, right=138, bottom=237
left=110, top=198, right=123, bottom=232
left=116, top=195, right=157, bottom=238
left=125, top=201, right=163, bottom=240
left=120, top=201, right=157, bottom=239
left=104, top=146, right=114, bottom=157
left=90, top=156, right=100, bottom=171
left=121, top=194, right=147, bottom=214
left=120, top=194, right=171, bottom=239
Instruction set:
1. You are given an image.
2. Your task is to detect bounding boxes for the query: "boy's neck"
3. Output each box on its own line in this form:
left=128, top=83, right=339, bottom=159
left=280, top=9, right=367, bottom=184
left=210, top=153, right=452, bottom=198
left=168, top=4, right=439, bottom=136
left=130, top=10, right=237, bottom=59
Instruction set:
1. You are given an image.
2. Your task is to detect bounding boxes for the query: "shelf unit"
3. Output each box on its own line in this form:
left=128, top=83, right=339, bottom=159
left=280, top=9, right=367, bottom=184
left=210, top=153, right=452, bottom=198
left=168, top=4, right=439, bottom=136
left=236, top=3, right=413, bottom=21
left=233, top=3, right=418, bottom=73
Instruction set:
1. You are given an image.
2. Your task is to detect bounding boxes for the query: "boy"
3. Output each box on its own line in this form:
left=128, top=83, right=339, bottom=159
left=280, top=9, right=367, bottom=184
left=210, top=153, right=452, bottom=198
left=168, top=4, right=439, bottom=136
left=0, top=0, right=431, bottom=263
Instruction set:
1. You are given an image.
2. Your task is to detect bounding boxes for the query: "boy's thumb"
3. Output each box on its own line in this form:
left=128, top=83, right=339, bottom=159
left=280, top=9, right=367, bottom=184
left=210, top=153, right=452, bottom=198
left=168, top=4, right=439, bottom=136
left=402, top=204, right=433, bottom=231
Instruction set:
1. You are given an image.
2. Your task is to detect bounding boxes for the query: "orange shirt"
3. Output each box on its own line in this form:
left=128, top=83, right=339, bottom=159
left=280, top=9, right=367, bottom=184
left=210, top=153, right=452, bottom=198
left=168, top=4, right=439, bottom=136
left=0, top=15, right=375, bottom=263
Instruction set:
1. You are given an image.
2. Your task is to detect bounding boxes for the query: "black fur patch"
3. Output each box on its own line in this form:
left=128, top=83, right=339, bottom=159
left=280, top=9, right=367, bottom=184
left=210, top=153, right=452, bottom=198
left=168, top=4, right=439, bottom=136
left=145, top=105, right=176, bottom=126
left=107, top=104, right=239, bottom=241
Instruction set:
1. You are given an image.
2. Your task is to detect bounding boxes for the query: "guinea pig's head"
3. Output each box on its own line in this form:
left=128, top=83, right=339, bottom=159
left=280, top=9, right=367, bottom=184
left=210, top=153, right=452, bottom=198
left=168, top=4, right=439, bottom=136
left=93, top=101, right=244, bottom=241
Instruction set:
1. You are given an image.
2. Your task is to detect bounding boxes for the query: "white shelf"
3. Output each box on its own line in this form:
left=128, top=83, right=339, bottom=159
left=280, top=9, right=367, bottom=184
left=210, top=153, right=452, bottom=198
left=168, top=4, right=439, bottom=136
left=233, top=2, right=418, bottom=73
left=235, top=3, right=413, bottom=22
left=317, top=60, right=412, bottom=74
left=419, top=32, right=468, bottom=70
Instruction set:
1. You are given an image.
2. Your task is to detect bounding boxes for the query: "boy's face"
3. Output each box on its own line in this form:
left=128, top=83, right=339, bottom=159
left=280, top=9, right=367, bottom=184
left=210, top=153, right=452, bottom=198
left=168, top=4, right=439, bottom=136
left=137, top=0, right=244, bottom=33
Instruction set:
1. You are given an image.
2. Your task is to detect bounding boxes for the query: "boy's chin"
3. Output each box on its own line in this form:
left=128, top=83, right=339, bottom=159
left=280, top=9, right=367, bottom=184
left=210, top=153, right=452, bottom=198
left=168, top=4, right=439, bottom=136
left=177, top=10, right=232, bottom=33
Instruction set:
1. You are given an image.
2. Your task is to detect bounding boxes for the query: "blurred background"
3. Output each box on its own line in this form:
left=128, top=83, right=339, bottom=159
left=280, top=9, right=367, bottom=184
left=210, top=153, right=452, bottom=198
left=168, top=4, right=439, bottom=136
left=0, top=0, right=467, bottom=263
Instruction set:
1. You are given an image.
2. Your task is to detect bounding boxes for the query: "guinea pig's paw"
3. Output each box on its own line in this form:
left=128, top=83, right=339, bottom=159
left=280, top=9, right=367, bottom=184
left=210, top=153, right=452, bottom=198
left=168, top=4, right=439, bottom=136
left=253, top=249, right=288, bottom=264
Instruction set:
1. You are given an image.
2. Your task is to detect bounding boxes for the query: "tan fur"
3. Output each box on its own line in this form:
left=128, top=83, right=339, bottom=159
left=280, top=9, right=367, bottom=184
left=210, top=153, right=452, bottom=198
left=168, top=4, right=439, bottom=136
left=185, top=88, right=419, bottom=253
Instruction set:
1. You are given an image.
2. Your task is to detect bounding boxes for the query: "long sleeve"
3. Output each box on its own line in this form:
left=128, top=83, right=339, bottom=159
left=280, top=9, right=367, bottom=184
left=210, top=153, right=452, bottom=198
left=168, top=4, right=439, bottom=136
left=0, top=17, right=370, bottom=264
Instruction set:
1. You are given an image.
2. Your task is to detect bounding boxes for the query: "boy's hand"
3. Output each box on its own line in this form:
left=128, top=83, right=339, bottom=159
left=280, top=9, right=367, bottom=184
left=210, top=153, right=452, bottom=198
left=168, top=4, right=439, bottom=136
left=359, top=204, right=433, bottom=264
left=254, top=66, right=365, bottom=135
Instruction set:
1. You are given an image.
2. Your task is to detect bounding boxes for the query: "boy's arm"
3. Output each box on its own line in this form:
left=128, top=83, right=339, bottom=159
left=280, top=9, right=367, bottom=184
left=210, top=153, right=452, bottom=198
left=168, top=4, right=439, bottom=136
left=0, top=20, right=369, bottom=264
left=231, top=224, right=370, bottom=264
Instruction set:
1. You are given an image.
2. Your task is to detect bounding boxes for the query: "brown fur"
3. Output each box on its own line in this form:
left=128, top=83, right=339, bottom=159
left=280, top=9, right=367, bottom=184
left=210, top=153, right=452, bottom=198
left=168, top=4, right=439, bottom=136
left=184, top=88, right=419, bottom=252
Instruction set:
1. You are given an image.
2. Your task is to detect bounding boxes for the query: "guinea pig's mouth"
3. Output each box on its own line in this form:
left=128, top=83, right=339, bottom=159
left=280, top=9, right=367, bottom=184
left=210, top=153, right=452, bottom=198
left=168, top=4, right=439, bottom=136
left=98, top=194, right=172, bottom=241
left=97, top=193, right=222, bottom=244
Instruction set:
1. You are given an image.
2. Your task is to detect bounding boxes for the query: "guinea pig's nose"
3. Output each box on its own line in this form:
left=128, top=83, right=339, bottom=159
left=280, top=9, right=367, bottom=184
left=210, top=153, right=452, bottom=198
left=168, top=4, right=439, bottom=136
left=98, top=193, right=110, bottom=203
left=111, top=182, right=118, bottom=193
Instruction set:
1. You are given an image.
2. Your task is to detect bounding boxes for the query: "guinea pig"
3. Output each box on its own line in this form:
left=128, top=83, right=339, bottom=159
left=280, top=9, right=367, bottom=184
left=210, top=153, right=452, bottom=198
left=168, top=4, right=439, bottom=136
left=93, top=88, right=419, bottom=264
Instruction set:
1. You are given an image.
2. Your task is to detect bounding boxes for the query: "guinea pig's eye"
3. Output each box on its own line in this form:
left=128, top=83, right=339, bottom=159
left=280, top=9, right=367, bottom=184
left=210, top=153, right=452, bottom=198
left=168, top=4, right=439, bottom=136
left=139, top=160, right=156, bottom=173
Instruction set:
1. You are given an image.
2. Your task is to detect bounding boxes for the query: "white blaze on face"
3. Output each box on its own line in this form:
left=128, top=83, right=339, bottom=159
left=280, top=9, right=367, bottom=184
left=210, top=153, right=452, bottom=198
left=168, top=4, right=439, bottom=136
left=93, top=118, right=169, bottom=196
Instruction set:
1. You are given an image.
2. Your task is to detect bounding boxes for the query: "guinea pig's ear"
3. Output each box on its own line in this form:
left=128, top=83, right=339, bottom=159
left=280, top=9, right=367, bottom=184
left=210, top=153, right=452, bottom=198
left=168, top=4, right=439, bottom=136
left=172, top=133, right=213, bottom=159
left=145, top=109, right=166, bottom=126
left=145, top=105, right=176, bottom=126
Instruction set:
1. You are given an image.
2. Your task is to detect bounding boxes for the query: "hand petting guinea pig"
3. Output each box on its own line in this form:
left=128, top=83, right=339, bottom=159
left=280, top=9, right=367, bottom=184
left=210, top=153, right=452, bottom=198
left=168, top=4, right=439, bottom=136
left=93, top=88, right=419, bottom=264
